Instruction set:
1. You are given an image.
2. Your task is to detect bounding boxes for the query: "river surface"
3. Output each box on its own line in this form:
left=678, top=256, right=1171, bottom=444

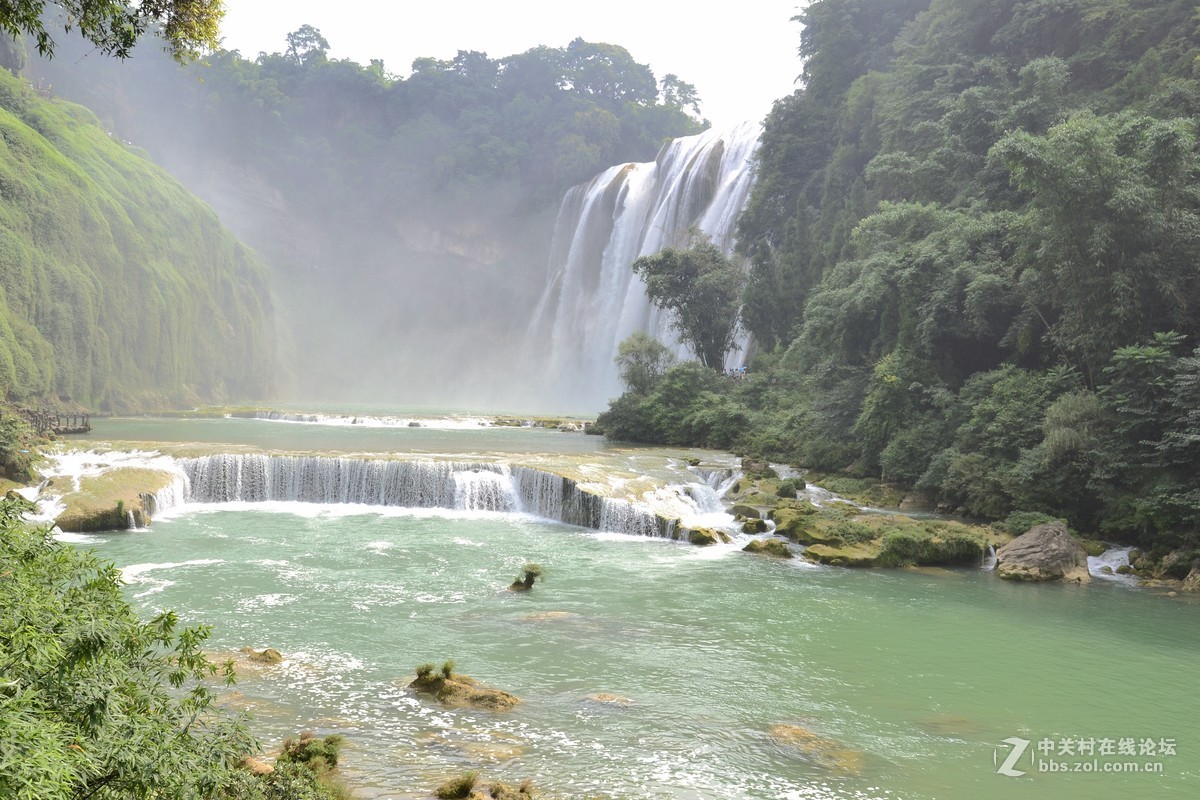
left=61, top=414, right=1200, bottom=799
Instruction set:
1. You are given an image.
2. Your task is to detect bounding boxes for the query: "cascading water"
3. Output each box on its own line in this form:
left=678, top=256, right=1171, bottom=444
left=156, top=454, right=713, bottom=540
left=527, top=122, right=762, bottom=410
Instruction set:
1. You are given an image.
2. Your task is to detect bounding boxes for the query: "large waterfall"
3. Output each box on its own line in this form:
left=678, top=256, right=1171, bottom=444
left=527, top=122, right=762, bottom=410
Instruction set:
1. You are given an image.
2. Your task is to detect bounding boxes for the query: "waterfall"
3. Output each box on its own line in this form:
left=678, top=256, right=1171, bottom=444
left=982, top=545, right=997, bottom=570
left=167, top=454, right=682, bottom=539
left=527, top=122, right=762, bottom=410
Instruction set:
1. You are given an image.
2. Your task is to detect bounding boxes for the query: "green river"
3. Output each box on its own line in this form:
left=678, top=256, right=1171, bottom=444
left=57, top=413, right=1200, bottom=799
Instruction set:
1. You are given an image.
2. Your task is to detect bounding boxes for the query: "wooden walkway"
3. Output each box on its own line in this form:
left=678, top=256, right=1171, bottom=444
left=19, top=408, right=92, bottom=436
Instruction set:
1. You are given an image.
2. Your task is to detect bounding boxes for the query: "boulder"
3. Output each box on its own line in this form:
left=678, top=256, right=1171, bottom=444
left=1183, top=566, right=1200, bottom=592
left=242, top=647, right=284, bottom=664
left=687, top=527, right=723, bottom=546
left=730, top=504, right=761, bottom=519
left=740, top=458, right=778, bottom=479
left=239, top=757, right=274, bottom=776
left=409, top=672, right=520, bottom=711
left=995, top=522, right=1090, bottom=583
left=741, top=518, right=769, bottom=534
left=768, top=723, right=863, bottom=775
left=768, top=505, right=829, bottom=545
left=743, top=538, right=793, bottom=559
left=898, top=491, right=934, bottom=512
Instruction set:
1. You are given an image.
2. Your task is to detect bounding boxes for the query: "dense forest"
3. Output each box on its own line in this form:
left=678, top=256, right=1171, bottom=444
left=599, top=0, right=1200, bottom=556
left=25, top=30, right=706, bottom=401
left=0, top=69, right=273, bottom=409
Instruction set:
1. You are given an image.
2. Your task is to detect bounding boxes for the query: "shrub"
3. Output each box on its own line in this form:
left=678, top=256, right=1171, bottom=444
left=434, top=771, right=479, bottom=799
left=1000, top=510, right=1061, bottom=535
left=279, top=732, right=345, bottom=773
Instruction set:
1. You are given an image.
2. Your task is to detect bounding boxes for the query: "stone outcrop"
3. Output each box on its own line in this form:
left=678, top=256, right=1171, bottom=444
left=409, top=671, right=520, bottom=711
left=1183, top=566, right=1200, bottom=592
left=995, top=522, right=1090, bottom=583
left=743, top=538, right=793, bottom=559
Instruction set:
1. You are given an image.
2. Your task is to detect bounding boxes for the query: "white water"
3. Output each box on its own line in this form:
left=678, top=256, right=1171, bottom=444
left=527, top=122, right=762, bottom=410
left=41, top=450, right=738, bottom=542
left=247, top=411, right=500, bottom=430
left=1089, top=546, right=1137, bottom=583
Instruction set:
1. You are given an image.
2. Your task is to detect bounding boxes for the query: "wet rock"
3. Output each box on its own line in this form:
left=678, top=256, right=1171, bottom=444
left=741, top=518, right=769, bottom=534
left=996, top=522, right=1090, bottom=583
left=743, top=538, right=793, bottom=559
left=409, top=671, right=521, bottom=711
left=242, top=646, right=284, bottom=664
left=687, top=527, right=721, bottom=546
left=730, top=504, right=761, bottom=519
left=740, top=458, right=778, bottom=479
left=1183, top=566, right=1200, bottom=592
left=768, top=723, right=864, bottom=775
left=585, top=692, right=633, bottom=706
left=521, top=611, right=577, bottom=622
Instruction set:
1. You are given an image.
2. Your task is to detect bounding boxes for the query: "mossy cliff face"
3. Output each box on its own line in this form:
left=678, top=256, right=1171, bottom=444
left=0, top=71, right=274, bottom=410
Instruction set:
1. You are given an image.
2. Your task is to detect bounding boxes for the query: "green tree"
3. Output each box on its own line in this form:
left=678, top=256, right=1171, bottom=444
left=284, top=25, right=330, bottom=67
left=614, top=332, right=675, bottom=394
left=0, top=32, right=27, bottom=74
left=631, top=235, right=747, bottom=370
left=0, top=495, right=257, bottom=800
left=0, top=0, right=222, bottom=62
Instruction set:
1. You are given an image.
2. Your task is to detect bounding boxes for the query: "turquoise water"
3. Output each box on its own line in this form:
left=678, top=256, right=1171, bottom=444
left=77, top=415, right=610, bottom=456
left=81, top=505, right=1199, bottom=800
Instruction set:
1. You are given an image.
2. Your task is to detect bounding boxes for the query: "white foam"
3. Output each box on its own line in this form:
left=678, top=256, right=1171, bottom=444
left=249, top=411, right=501, bottom=430
left=1089, top=546, right=1138, bottom=584
left=121, top=558, right=225, bottom=581
left=52, top=531, right=107, bottom=544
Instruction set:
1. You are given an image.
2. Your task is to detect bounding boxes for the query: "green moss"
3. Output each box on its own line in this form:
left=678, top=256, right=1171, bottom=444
left=805, top=474, right=906, bottom=508
left=743, top=538, right=794, bottom=559
left=0, top=71, right=274, bottom=410
left=1074, top=537, right=1109, bottom=557
left=802, top=514, right=1001, bottom=569
left=54, top=466, right=173, bottom=531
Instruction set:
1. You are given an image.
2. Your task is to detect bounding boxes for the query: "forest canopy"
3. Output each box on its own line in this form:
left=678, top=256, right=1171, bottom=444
left=599, top=0, right=1200, bottom=552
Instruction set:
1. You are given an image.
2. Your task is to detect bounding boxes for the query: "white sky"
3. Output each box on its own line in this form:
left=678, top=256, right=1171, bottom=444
left=218, top=1, right=804, bottom=128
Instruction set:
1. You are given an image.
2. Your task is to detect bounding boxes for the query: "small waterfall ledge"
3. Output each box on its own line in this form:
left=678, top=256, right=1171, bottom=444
left=121, top=453, right=728, bottom=541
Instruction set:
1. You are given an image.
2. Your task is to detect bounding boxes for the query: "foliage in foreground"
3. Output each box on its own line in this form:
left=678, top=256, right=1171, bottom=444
left=0, top=495, right=344, bottom=799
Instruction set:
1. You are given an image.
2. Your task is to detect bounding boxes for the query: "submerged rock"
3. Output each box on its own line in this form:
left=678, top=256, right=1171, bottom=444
left=996, top=522, right=1090, bottom=583
left=584, top=692, right=633, bottom=706
left=768, top=723, right=864, bottom=775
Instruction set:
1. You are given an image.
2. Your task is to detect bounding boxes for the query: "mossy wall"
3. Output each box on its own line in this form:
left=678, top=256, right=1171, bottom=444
left=0, top=71, right=273, bottom=409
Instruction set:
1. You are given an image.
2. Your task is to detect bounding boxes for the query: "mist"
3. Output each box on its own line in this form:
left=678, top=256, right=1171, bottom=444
left=25, top=28, right=711, bottom=414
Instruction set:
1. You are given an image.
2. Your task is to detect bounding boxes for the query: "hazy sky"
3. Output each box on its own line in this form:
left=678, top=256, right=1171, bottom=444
left=219, top=1, right=804, bottom=128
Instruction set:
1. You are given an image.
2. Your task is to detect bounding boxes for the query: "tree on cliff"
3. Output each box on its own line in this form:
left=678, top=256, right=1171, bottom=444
left=0, top=0, right=222, bottom=62
left=631, top=234, right=746, bottom=370
left=615, top=332, right=676, bottom=394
